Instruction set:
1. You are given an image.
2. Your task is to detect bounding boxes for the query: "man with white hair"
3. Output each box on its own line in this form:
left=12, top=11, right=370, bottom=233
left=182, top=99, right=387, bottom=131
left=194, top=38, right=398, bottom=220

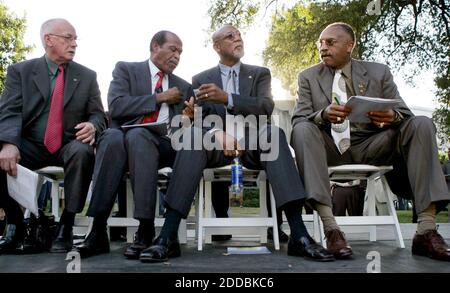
left=0, top=18, right=106, bottom=254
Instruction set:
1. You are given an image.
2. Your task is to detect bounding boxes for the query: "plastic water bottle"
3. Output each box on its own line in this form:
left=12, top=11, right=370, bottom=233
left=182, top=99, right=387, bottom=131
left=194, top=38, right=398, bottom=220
left=230, top=156, right=243, bottom=197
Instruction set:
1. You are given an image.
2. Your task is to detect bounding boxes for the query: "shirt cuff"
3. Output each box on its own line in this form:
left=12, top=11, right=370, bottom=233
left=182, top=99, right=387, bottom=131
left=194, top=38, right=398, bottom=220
left=314, top=110, right=326, bottom=126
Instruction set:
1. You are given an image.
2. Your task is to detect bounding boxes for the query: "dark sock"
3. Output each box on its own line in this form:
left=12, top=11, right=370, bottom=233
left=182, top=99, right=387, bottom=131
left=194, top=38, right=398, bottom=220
left=93, top=216, right=108, bottom=231
left=60, top=210, right=75, bottom=227
left=159, top=207, right=182, bottom=241
left=283, top=199, right=309, bottom=241
left=137, top=218, right=155, bottom=243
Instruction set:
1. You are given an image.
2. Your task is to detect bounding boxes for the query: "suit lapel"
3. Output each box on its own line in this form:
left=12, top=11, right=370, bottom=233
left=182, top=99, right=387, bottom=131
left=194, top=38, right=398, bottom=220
left=136, top=60, right=153, bottom=96
left=207, top=66, right=223, bottom=89
left=64, top=62, right=80, bottom=107
left=351, top=59, right=369, bottom=96
left=317, top=64, right=333, bottom=103
left=32, top=57, right=50, bottom=102
left=238, top=64, right=253, bottom=96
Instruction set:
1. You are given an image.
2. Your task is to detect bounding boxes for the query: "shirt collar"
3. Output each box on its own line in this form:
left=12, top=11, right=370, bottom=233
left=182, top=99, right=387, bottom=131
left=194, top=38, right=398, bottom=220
left=218, top=62, right=241, bottom=77
left=148, top=59, right=166, bottom=78
left=341, top=60, right=352, bottom=79
left=45, top=55, right=61, bottom=76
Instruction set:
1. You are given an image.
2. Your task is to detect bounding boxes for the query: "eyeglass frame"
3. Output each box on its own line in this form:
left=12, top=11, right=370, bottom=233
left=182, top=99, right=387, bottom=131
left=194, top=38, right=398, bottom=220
left=219, top=30, right=241, bottom=42
left=48, top=33, right=78, bottom=42
left=316, top=38, right=339, bottom=49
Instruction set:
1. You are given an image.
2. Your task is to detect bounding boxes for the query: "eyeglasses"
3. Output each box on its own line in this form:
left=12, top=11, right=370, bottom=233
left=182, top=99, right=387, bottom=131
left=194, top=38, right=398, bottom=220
left=48, top=33, right=78, bottom=42
left=316, top=38, right=338, bottom=49
left=221, top=30, right=241, bottom=41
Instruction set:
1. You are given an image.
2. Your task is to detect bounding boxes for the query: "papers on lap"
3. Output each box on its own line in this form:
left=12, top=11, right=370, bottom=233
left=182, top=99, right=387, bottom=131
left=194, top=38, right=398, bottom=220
left=345, top=96, right=400, bottom=123
left=121, top=121, right=168, bottom=136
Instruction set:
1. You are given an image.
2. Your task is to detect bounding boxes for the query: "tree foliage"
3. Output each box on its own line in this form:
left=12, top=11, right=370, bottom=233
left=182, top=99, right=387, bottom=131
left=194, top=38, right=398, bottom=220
left=0, top=2, right=32, bottom=93
left=207, top=0, right=450, bottom=146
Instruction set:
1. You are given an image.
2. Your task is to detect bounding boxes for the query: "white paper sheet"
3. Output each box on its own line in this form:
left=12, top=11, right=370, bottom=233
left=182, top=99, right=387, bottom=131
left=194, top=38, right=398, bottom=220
left=346, top=96, right=401, bottom=123
left=7, top=164, right=43, bottom=216
left=226, top=246, right=271, bottom=255
left=121, top=121, right=168, bottom=136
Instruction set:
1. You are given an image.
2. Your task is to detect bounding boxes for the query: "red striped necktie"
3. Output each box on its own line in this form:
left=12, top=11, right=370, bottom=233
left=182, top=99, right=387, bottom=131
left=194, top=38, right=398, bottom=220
left=142, top=71, right=164, bottom=123
left=44, top=65, right=65, bottom=154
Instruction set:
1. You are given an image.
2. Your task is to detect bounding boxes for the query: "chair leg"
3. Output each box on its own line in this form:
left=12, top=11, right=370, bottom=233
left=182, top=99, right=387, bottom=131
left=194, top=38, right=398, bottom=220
left=197, top=178, right=205, bottom=251
left=259, top=177, right=268, bottom=244
left=382, top=176, right=405, bottom=248
left=204, top=181, right=212, bottom=244
left=269, top=186, right=280, bottom=250
left=366, top=178, right=377, bottom=242
left=126, top=179, right=135, bottom=243
left=312, top=210, right=322, bottom=243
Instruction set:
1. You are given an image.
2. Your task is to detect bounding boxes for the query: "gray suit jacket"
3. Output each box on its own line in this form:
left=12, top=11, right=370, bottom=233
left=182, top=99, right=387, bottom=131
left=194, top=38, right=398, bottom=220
left=0, top=56, right=107, bottom=147
left=292, top=59, right=414, bottom=133
left=192, top=63, right=274, bottom=122
left=107, top=60, right=192, bottom=130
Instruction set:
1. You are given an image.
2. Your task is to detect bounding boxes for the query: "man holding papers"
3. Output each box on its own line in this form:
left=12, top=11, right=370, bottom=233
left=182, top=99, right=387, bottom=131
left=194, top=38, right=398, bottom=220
left=0, top=19, right=107, bottom=254
left=74, top=31, right=194, bottom=258
left=291, top=22, right=450, bottom=261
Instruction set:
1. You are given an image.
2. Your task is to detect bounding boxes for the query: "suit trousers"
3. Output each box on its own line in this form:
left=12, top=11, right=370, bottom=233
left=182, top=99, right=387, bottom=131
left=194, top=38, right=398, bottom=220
left=0, top=138, right=95, bottom=223
left=165, top=125, right=306, bottom=218
left=291, top=116, right=450, bottom=214
left=87, top=128, right=176, bottom=220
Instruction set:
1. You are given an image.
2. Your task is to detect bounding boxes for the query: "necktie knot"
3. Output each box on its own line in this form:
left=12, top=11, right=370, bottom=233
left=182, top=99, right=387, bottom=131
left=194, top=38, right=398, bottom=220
left=58, top=65, right=64, bottom=73
left=157, top=71, right=164, bottom=80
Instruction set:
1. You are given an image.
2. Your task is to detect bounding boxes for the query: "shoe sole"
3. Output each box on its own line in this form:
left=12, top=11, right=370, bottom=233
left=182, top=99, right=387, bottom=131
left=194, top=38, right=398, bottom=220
left=140, top=250, right=181, bottom=263
left=333, top=251, right=353, bottom=260
left=287, top=250, right=335, bottom=262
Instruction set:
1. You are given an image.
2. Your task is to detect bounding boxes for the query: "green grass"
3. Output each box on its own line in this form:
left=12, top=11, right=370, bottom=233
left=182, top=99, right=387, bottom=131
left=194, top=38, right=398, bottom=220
left=397, top=210, right=449, bottom=223
left=227, top=208, right=449, bottom=224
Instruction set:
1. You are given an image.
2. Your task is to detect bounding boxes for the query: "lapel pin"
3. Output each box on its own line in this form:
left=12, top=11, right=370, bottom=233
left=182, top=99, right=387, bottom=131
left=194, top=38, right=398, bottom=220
left=73, top=78, right=78, bottom=82
left=248, top=75, right=252, bottom=79
left=358, top=82, right=366, bottom=95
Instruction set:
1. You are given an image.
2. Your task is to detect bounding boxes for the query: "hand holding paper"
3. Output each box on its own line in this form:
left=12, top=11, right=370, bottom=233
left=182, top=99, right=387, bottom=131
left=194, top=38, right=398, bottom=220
left=345, top=96, right=400, bottom=123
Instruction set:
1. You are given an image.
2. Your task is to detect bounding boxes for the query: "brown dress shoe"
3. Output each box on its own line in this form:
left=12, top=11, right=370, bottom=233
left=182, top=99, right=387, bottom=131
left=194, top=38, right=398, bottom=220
left=325, top=229, right=353, bottom=259
left=412, top=230, right=450, bottom=261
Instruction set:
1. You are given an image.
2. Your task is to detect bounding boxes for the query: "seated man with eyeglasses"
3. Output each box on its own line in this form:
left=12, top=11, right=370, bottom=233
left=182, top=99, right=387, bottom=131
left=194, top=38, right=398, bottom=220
left=290, top=22, right=450, bottom=261
left=0, top=18, right=106, bottom=254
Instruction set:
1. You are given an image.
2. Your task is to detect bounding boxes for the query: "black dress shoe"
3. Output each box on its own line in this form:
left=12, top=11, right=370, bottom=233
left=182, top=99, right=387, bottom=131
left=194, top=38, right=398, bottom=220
left=267, top=227, right=289, bottom=243
left=50, top=224, right=73, bottom=253
left=140, top=236, right=181, bottom=263
left=74, top=228, right=110, bottom=258
left=124, top=231, right=154, bottom=259
left=211, top=234, right=232, bottom=241
left=288, top=235, right=335, bottom=262
left=0, top=224, right=23, bottom=255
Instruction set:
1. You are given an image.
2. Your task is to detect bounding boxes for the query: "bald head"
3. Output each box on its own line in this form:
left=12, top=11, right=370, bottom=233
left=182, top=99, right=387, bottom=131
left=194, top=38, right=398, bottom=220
left=40, top=18, right=75, bottom=47
left=212, top=24, right=237, bottom=43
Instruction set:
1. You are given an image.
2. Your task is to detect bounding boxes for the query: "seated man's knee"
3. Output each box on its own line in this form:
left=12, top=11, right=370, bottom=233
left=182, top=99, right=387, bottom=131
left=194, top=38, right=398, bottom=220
left=291, top=122, right=320, bottom=145
left=99, top=128, right=124, bottom=148
left=66, top=140, right=94, bottom=161
left=125, top=128, right=158, bottom=146
left=408, top=116, right=435, bottom=134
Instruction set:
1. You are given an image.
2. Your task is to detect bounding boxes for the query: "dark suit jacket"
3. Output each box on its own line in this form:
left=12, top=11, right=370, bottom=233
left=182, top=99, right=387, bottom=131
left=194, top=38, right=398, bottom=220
left=292, top=59, right=414, bottom=134
left=107, top=60, right=192, bottom=130
left=192, top=63, right=274, bottom=123
left=0, top=56, right=107, bottom=147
